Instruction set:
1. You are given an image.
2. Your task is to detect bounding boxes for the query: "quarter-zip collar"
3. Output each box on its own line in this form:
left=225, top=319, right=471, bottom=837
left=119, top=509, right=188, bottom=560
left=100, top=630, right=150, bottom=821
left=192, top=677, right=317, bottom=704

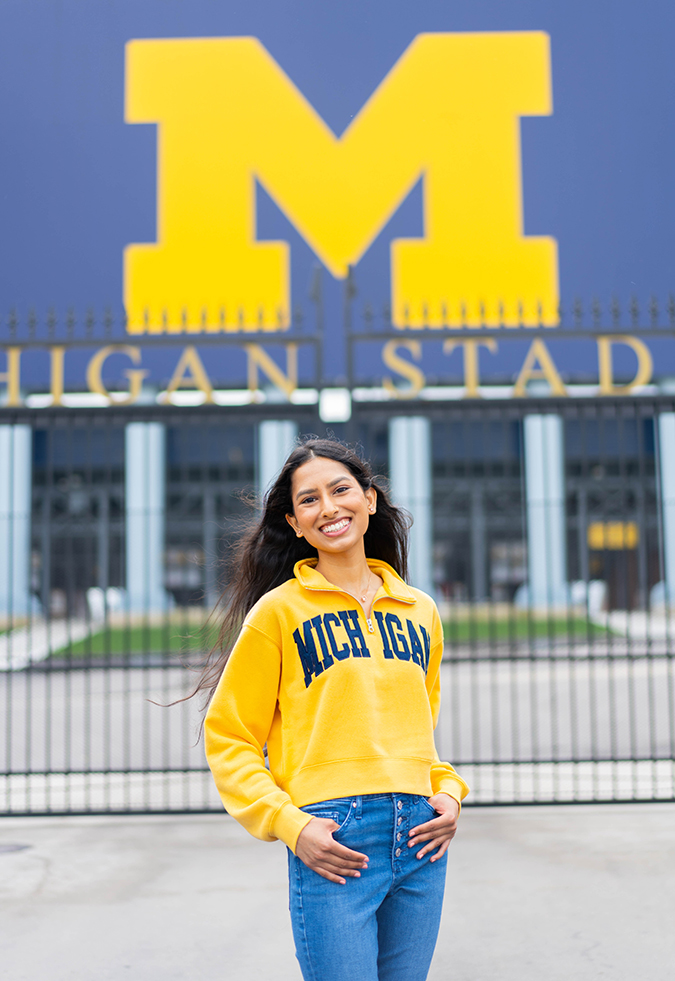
left=293, top=557, right=417, bottom=606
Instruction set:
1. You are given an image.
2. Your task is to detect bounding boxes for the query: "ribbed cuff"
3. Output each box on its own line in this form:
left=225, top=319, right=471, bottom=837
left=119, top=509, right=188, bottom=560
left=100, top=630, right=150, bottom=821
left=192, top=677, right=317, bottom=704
left=270, top=800, right=315, bottom=852
left=432, top=775, right=470, bottom=813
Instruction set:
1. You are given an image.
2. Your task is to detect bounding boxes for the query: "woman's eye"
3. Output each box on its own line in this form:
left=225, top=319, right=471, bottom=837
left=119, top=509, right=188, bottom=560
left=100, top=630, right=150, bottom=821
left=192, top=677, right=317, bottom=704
left=335, top=485, right=350, bottom=494
left=300, top=496, right=316, bottom=505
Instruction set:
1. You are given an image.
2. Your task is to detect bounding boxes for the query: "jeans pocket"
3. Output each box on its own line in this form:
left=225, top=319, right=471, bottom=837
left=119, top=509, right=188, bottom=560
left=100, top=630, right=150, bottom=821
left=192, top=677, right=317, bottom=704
left=331, top=801, right=357, bottom=840
left=419, top=797, right=438, bottom=817
left=301, top=805, right=340, bottom=823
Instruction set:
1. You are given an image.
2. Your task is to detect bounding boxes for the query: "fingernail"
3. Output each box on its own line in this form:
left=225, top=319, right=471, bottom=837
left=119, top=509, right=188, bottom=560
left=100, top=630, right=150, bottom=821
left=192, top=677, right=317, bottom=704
left=354, top=872, right=360, bottom=878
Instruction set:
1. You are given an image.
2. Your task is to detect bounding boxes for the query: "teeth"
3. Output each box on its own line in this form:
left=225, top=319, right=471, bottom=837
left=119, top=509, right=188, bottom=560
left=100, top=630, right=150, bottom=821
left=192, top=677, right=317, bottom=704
left=322, top=518, right=349, bottom=533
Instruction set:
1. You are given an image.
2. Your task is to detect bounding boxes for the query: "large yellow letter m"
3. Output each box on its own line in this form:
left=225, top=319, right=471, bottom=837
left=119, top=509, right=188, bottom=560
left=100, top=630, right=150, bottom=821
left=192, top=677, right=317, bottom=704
left=124, top=32, right=558, bottom=332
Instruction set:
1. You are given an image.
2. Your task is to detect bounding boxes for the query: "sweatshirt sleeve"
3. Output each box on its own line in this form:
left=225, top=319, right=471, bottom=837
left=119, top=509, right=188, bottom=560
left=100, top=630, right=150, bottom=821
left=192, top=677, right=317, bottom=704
left=425, top=602, right=470, bottom=808
left=204, top=621, right=313, bottom=853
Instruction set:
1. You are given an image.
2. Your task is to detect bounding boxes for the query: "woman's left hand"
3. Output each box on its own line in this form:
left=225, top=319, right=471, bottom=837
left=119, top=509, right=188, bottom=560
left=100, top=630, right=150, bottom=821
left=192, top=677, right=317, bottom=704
left=408, top=794, right=460, bottom=861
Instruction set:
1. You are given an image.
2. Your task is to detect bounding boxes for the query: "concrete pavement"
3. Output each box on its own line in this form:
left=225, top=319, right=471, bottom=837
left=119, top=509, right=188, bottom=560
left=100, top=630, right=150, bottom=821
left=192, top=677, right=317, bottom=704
left=1, top=803, right=674, bottom=980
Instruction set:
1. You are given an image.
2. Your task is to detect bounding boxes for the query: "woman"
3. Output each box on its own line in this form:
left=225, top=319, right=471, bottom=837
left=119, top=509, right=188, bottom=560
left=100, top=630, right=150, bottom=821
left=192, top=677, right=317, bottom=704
left=201, top=438, right=469, bottom=981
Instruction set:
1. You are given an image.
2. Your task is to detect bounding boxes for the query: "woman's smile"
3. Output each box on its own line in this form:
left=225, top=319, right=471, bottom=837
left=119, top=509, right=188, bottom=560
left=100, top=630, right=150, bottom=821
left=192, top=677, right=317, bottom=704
left=319, top=517, right=352, bottom=537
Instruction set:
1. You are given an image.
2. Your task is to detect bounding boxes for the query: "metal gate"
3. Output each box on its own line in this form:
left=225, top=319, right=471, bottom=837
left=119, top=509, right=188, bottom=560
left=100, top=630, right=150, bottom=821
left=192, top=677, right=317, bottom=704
left=1, top=397, right=674, bottom=814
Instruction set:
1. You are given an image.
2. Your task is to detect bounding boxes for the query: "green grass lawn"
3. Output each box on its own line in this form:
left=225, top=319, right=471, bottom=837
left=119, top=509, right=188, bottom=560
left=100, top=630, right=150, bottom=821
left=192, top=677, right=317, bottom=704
left=51, top=621, right=219, bottom=658
left=442, top=613, right=608, bottom=644
left=49, top=608, right=609, bottom=658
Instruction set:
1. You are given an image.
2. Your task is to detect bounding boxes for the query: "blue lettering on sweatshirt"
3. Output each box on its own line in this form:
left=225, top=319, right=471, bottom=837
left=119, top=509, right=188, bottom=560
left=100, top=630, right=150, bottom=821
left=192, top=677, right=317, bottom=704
left=374, top=611, right=394, bottom=658
left=385, top=613, right=410, bottom=660
left=293, top=621, right=324, bottom=688
left=338, top=610, right=371, bottom=658
left=406, top=619, right=423, bottom=666
left=419, top=624, right=431, bottom=673
left=323, top=613, right=351, bottom=661
left=293, top=610, right=431, bottom=687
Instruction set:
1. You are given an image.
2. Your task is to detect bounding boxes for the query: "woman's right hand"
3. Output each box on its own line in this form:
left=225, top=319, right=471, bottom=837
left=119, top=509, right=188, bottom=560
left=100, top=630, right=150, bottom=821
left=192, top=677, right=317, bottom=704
left=295, top=817, right=369, bottom=885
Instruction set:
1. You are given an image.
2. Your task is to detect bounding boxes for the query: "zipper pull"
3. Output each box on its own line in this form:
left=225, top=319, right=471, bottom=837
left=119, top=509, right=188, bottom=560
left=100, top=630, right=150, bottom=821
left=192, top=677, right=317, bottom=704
left=366, top=617, right=375, bottom=634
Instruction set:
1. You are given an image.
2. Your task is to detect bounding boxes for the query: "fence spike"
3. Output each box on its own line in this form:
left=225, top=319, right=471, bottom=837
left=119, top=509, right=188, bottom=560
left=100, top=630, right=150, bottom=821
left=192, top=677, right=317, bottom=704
left=649, top=294, right=659, bottom=327
left=46, top=307, right=57, bottom=340
left=591, top=297, right=601, bottom=328
left=629, top=295, right=639, bottom=327
left=610, top=296, right=621, bottom=327
left=573, top=297, right=583, bottom=327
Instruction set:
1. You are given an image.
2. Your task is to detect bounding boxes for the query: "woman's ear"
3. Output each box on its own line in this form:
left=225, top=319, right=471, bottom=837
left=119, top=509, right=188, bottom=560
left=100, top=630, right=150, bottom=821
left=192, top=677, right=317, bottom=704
left=365, top=487, right=377, bottom=513
left=286, top=512, right=302, bottom=537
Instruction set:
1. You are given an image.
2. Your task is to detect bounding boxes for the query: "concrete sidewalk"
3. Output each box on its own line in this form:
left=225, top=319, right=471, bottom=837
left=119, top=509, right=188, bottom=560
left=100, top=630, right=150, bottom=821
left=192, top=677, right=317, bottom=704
left=0, top=803, right=673, bottom=980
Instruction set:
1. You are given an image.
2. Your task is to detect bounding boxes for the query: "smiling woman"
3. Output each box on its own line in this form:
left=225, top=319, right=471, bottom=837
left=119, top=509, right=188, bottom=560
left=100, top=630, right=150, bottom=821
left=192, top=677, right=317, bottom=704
left=285, top=457, right=380, bottom=606
left=196, top=437, right=469, bottom=981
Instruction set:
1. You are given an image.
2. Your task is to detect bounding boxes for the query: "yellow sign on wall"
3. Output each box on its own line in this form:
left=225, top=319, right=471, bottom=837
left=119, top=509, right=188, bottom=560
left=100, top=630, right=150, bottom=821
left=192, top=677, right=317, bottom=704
left=587, top=522, right=639, bottom=550
left=124, top=32, right=558, bottom=333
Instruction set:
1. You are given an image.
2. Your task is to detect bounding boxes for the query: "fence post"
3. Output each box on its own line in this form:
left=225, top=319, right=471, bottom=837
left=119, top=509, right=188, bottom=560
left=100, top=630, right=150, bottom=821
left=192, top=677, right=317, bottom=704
left=125, top=421, right=167, bottom=612
left=658, top=412, right=675, bottom=604
left=388, top=416, right=433, bottom=594
left=523, top=414, right=567, bottom=608
left=470, top=485, right=488, bottom=601
left=257, top=420, right=298, bottom=495
left=0, top=425, right=32, bottom=618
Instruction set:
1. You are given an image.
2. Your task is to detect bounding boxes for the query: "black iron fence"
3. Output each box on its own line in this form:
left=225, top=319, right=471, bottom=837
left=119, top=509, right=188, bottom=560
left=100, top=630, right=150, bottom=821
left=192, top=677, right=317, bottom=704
left=1, top=393, right=674, bottom=815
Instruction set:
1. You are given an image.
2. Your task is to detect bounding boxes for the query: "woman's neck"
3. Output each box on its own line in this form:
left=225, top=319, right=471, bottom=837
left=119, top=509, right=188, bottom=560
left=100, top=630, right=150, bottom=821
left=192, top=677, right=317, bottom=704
left=314, top=547, right=372, bottom=594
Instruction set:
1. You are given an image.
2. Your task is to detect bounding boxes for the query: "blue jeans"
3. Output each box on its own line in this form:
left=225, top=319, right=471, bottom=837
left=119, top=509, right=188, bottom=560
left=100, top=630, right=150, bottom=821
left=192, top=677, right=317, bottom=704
left=287, top=793, right=447, bottom=981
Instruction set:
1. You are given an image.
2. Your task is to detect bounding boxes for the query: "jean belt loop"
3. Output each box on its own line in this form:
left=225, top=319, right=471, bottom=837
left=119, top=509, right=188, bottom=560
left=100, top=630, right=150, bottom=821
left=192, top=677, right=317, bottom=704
left=355, top=796, right=362, bottom=819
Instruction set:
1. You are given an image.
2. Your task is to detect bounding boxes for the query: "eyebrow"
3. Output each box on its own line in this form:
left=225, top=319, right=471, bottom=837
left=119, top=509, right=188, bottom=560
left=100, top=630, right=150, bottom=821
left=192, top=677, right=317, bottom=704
left=294, top=475, right=351, bottom=500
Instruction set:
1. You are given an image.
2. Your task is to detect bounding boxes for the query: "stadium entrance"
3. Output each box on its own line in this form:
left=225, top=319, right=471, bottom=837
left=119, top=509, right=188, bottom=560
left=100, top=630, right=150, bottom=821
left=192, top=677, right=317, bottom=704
left=2, top=390, right=674, bottom=815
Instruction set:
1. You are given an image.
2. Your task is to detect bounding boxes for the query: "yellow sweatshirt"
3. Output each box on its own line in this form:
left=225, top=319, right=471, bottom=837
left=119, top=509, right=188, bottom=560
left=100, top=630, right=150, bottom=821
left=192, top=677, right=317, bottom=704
left=204, top=558, right=469, bottom=852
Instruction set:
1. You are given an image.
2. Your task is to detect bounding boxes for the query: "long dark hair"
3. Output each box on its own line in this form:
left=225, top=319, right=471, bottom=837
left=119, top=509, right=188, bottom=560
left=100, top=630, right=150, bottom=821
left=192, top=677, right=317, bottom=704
left=192, top=437, right=411, bottom=709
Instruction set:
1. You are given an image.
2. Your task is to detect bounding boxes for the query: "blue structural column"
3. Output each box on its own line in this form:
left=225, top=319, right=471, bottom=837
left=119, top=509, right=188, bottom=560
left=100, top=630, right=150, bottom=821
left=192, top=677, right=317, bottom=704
left=257, top=420, right=298, bottom=495
left=523, top=414, right=567, bottom=608
left=388, top=416, right=433, bottom=595
left=0, top=425, right=32, bottom=618
left=658, top=413, right=675, bottom=604
left=125, top=422, right=167, bottom=613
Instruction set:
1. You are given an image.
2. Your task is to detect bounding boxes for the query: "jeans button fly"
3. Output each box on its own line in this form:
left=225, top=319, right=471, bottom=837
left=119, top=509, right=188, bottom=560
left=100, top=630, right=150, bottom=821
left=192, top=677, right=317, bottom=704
left=397, top=817, right=402, bottom=826
left=397, top=801, right=402, bottom=810
left=395, top=848, right=401, bottom=857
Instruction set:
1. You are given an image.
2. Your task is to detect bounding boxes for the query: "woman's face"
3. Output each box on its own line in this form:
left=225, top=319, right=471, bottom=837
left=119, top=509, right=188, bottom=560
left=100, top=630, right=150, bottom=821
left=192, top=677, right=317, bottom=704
left=286, top=456, right=377, bottom=557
